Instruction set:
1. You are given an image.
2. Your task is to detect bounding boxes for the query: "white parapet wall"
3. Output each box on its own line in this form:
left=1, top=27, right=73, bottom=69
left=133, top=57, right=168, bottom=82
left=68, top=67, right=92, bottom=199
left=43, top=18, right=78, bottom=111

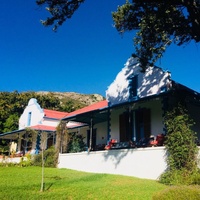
left=0, top=157, right=22, bottom=163
left=58, top=147, right=167, bottom=180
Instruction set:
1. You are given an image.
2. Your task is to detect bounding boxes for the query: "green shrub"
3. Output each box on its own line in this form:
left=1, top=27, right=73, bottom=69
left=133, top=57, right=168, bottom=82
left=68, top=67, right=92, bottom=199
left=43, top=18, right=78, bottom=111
left=192, top=170, right=200, bottom=185
left=19, top=154, right=32, bottom=167
left=159, top=169, right=200, bottom=185
left=32, top=147, right=58, bottom=167
left=152, top=186, right=200, bottom=200
left=67, top=132, right=86, bottom=153
left=164, top=105, right=198, bottom=172
left=160, top=105, right=199, bottom=185
left=0, top=161, right=18, bottom=167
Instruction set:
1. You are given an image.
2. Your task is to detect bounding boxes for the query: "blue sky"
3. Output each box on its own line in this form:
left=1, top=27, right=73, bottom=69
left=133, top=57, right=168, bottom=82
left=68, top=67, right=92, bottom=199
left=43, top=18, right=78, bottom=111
left=1, top=0, right=200, bottom=97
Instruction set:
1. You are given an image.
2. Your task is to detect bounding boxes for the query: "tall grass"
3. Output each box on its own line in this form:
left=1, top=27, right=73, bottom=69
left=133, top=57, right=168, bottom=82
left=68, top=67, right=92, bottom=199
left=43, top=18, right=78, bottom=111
left=0, top=166, right=167, bottom=200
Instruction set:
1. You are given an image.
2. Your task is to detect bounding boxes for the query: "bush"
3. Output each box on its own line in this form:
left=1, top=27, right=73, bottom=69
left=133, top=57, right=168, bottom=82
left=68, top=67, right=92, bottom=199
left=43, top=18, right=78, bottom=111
left=160, top=105, right=199, bottom=185
left=192, top=170, right=200, bottom=185
left=0, top=161, right=18, bottom=167
left=19, top=154, right=32, bottom=167
left=32, top=147, right=58, bottom=167
left=159, top=169, right=200, bottom=185
left=67, top=132, right=86, bottom=153
left=152, top=186, right=200, bottom=200
left=164, top=105, right=198, bottom=172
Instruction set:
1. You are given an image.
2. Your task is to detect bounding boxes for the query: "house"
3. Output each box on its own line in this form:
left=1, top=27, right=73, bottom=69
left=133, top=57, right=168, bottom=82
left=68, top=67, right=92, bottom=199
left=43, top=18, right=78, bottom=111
left=58, top=57, right=200, bottom=179
left=1, top=57, right=200, bottom=179
left=0, top=98, right=68, bottom=155
left=62, top=57, right=200, bottom=150
left=0, top=97, right=106, bottom=155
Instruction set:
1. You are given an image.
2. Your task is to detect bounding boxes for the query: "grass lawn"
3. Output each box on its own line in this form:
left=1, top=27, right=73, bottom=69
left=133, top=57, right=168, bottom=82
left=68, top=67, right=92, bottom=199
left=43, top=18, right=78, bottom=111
left=0, top=166, right=167, bottom=200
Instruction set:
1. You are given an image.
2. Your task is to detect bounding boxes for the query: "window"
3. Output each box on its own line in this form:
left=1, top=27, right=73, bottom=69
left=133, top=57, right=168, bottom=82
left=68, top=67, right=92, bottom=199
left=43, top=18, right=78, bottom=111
left=27, top=112, right=32, bottom=126
left=129, top=75, right=138, bottom=101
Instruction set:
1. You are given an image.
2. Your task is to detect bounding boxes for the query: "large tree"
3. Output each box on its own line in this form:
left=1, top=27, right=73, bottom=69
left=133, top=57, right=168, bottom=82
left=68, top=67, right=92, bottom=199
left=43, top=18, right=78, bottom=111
left=113, top=0, right=200, bottom=70
left=36, top=0, right=85, bottom=30
left=36, top=0, right=200, bottom=71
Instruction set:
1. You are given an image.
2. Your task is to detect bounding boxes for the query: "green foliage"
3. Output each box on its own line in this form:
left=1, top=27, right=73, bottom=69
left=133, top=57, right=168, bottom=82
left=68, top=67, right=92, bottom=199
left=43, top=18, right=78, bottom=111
left=19, top=154, right=32, bottom=167
left=37, top=92, right=61, bottom=110
left=113, top=1, right=200, bottom=69
left=3, top=114, right=19, bottom=132
left=36, top=0, right=85, bottom=31
left=0, top=161, right=18, bottom=167
left=0, top=142, right=9, bottom=155
left=160, top=104, right=199, bottom=185
left=67, top=132, right=86, bottom=153
left=164, top=105, right=198, bottom=171
left=159, top=169, right=200, bottom=185
left=32, top=147, right=58, bottom=167
left=152, top=185, right=200, bottom=200
left=60, top=99, right=85, bottom=112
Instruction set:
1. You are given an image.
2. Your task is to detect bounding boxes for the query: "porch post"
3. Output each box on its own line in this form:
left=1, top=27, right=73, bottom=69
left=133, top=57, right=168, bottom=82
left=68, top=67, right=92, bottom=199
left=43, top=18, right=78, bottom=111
left=128, top=105, right=132, bottom=140
left=17, top=133, right=22, bottom=152
left=62, top=121, right=68, bottom=153
left=60, top=121, right=67, bottom=154
left=107, top=107, right=111, bottom=144
left=24, top=132, right=28, bottom=153
left=89, top=118, right=93, bottom=151
left=35, top=131, right=41, bottom=154
left=133, top=111, right=136, bottom=141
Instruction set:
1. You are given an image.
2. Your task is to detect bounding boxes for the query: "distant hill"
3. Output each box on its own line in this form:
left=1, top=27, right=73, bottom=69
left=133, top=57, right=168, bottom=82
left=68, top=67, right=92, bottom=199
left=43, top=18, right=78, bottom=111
left=36, top=91, right=105, bottom=107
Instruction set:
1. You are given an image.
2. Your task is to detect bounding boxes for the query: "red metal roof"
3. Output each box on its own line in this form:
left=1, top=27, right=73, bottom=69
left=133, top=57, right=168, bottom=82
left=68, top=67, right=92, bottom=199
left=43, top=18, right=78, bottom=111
left=30, top=124, right=56, bottom=131
left=43, top=109, right=68, bottom=119
left=43, top=100, right=107, bottom=120
left=65, top=100, right=108, bottom=118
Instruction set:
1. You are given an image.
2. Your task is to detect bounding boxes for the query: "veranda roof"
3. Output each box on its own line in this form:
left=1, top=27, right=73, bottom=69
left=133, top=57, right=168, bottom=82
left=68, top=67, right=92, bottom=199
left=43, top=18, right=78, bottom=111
left=0, top=125, right=56, bottom=140
left=62, top=100, right=108, bottom=125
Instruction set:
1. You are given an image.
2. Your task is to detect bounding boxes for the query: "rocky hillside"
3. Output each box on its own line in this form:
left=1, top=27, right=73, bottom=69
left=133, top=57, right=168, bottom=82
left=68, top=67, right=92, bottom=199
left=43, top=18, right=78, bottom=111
left=37, top=91, right=105, bottom=106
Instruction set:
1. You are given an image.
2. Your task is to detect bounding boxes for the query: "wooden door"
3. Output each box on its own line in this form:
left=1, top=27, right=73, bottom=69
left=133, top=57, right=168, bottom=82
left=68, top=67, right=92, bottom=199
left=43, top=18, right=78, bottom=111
left=119, top=111, right=133, bottom=142
left=135, top=108, right=151, bottom=141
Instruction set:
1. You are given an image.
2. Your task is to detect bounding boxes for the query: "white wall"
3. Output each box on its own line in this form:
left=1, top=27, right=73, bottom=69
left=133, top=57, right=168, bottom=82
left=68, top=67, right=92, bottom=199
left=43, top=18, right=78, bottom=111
left=94, top=122, right=108, bottom=145
left=42, top=119, right=60, bottom=127
left=18, top=98, right=61, bottom=129
left=58, top=147, right=167, bottom=180
left=19, top=98, right=44, bottom=129
left=110, top=108, right=124, bottom=141
left=106, top=57, right=171, bottom=106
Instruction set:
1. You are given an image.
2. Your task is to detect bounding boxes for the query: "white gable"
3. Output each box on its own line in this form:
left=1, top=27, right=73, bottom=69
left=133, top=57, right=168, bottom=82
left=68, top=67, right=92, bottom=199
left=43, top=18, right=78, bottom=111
left=19, top=98, right=44, bottom=129
left=106, top=57, right=171, bottom=106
